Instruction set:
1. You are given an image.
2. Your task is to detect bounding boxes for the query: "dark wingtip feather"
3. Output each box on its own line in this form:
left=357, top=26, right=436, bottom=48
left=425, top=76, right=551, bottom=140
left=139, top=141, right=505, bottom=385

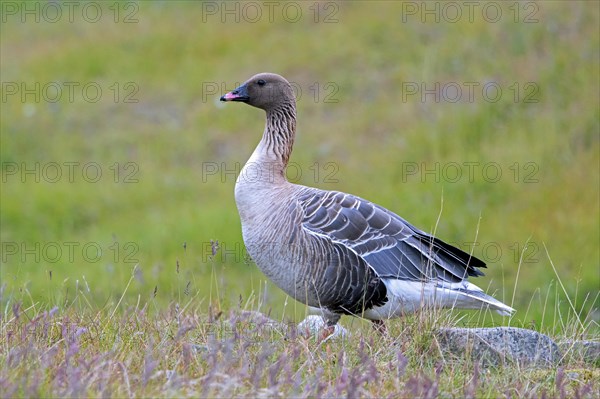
left=415, top=232, right=487, bottom=278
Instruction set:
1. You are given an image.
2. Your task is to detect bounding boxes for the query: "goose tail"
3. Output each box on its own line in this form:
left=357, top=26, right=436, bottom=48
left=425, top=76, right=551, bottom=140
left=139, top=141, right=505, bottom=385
left=380, top=279, right=516, bottom=317
left=455, top=284, right=516, bottom=316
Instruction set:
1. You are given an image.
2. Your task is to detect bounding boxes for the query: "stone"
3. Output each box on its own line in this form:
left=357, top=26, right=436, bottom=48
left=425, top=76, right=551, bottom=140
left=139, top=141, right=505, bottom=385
left=229, top=310, right=289, bottom=340
left=436, top=327, right=561, bottom=368
left=558, top=340, right=600, bottom=366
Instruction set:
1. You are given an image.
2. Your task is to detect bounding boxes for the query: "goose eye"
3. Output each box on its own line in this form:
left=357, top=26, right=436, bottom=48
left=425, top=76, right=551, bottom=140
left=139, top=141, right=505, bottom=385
left=257, top=79, right=266, bottom=86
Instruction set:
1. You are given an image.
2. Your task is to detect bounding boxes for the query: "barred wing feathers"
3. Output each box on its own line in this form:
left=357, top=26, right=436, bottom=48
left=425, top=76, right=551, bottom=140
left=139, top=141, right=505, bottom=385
left=298, top=189, right=486, bottom=285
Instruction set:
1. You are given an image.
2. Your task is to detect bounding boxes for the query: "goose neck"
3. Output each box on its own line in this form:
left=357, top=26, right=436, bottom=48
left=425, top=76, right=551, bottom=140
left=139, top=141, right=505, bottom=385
left=256, top=103, right=296, bottom=173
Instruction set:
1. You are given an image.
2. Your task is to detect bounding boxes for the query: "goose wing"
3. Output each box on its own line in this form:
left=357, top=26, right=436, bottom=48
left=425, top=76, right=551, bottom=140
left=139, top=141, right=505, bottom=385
left=298, top=189, right=486, bottom=284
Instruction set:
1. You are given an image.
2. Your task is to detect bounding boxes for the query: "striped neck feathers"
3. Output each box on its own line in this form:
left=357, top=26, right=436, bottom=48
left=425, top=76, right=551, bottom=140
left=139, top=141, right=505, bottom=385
left=259, top=101, right=297, bottom=171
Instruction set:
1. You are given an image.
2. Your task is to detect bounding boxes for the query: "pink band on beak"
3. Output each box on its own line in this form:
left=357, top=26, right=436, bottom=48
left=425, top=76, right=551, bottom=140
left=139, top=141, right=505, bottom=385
left=223, top=92, right=240, bottom=100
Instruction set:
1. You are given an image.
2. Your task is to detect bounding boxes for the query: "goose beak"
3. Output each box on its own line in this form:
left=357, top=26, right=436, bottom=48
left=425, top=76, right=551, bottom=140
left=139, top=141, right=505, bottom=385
left=220, top=83, right=249, bottom=102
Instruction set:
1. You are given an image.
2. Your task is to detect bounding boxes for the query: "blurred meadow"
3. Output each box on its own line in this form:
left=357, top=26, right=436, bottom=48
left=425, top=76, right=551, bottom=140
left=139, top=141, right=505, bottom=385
left=1, top=0, right=598, bottom=335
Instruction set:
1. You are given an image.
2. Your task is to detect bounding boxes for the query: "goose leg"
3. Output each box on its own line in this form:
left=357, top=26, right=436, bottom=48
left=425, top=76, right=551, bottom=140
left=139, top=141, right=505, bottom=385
left=371, top=319, right=387, bottom=334
left=318, top=325, right=336, bottom=342
left=317, top=312, right=340, bottom=342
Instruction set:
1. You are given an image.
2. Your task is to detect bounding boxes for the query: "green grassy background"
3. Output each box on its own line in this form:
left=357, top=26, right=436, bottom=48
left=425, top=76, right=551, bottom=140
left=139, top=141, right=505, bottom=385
left=1, top=1, right=598, bottom=334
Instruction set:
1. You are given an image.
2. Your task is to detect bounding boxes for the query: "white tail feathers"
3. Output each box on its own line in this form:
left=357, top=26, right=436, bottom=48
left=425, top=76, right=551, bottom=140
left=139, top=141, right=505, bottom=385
left=363, top=279, right=515, bottom=320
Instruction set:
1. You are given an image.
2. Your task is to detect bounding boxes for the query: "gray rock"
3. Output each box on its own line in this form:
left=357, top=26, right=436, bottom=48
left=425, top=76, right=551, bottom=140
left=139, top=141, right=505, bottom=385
left=234, top=310, right=288, bottom=330
left=558, top=340, right=600, bottom=365
left=228, top=310, right=289, bottom=340
left=436, top=327, right=561, bottom=367
left=190, top=344, right=208, bottom=353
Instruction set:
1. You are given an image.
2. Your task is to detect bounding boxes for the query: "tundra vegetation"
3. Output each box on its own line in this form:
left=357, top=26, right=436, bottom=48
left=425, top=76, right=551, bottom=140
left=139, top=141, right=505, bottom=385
left=1, top=2, right=598, bottom=397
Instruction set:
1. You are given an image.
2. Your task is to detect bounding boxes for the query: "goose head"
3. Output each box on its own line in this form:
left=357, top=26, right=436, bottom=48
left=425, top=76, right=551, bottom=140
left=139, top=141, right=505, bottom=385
left=220, top=73, right=295, bottom=111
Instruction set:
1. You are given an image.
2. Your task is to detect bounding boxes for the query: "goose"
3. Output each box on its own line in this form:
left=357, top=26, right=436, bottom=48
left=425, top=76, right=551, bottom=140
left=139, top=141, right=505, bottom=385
left=220, top=73, right=515, bottom=334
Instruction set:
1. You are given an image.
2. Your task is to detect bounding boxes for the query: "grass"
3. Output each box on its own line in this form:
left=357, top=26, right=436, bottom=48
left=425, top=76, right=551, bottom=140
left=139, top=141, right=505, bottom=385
left=0, top=1, right=599, bottom=397
left=1, top=268, right=598, bottom=398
